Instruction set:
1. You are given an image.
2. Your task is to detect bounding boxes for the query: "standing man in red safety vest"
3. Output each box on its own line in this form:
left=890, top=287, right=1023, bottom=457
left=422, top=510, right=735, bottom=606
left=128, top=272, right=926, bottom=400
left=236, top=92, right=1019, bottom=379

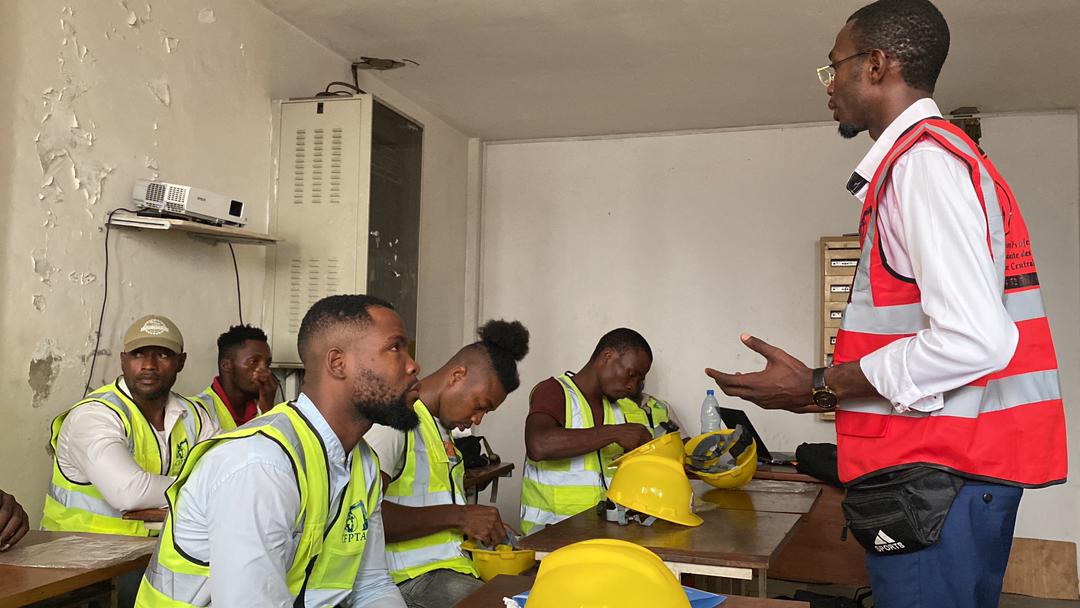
left=705, top=2, right=1067, bottom=607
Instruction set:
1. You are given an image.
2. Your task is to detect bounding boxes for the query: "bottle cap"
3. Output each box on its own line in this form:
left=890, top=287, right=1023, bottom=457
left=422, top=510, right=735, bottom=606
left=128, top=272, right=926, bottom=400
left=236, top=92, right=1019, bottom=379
left=706, top=389, right=714, bottom=396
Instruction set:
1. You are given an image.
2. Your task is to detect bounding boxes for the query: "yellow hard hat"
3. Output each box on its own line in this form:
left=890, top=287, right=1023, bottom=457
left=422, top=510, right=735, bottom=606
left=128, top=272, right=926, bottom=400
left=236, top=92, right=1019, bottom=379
left=612, top=431, right=684, bottom=466
left=460, top=539, right=536, bottom=582
left=525, top=539, right=690, bottom=608
left=607, top=454, right=703, bottom=527
left=684, top=429, right=757, bottom=490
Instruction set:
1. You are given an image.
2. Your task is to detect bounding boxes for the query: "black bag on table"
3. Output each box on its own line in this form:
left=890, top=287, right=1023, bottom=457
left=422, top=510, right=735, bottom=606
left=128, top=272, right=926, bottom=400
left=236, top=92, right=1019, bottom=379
left=453, top=435, right=501, bottom=469
left=841, top=466, right=964, bottom=555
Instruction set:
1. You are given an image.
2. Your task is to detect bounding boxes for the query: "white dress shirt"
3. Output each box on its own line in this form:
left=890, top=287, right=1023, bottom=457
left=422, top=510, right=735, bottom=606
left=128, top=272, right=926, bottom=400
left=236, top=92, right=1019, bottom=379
left=170, top=393, right=405, bottom=608
left=850, top=98, right=1019, bottom=413
left=55, top=377, right=219, bottom=511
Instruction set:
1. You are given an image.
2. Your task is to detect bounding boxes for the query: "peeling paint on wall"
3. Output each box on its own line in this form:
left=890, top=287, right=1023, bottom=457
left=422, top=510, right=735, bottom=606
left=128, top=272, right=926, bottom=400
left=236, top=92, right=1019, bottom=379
left=37, top=14, right=115, bottom=210
left=146, top=76, right=171, bottom=107
left=33, top=295, right=47, bottom=312
left=197, top=8, right=216, bottom=24
left=32, top=249, right=59, bottom=285
left=119, top=0, right=151, bottom=29
left=29, top=340, right=64, bottom=408
left=78, top=349, right=112, bottom=364
left=162, top=32, right=179, bottom=54
left=68, top=271, right=97, bottom=285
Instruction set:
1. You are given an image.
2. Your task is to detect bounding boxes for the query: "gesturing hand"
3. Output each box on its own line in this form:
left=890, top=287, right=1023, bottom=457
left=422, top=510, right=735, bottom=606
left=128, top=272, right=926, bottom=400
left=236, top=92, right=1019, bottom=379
left=705, top=334, right=815, bottom=412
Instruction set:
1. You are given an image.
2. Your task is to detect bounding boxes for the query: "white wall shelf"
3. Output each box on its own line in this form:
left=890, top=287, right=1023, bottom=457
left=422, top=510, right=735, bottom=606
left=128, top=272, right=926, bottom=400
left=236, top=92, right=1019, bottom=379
left=107, top=215, right=280, bottom=246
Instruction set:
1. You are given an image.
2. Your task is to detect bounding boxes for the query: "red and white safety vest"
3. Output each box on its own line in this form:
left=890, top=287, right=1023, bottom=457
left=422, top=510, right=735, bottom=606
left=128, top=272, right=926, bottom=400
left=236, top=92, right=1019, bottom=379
left=833, top=118, right=1068, bottom=488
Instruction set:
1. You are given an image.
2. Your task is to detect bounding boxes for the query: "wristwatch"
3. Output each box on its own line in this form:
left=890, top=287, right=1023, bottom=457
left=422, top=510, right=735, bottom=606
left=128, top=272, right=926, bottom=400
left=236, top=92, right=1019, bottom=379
left=811, top=367, right=838, bottom=410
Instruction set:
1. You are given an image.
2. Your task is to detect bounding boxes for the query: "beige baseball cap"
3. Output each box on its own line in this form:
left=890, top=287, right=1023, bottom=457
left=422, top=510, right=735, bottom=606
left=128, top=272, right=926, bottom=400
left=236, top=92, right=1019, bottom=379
left=123, top=315, right=184, bottom=354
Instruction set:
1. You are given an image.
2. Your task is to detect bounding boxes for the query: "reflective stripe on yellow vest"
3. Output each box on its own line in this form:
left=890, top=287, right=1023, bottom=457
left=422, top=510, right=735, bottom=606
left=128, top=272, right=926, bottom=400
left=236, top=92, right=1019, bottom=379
left=617, top=396, right=670, bottom=439
left=42, top=381, right=203, bottom=537
left=520, top=374, right=626, bottom=534
left=136, top=402, right=382, bottom=608
left=190, top=385, right=236, bottom=432
left=384, top=400, right=477, bottom=583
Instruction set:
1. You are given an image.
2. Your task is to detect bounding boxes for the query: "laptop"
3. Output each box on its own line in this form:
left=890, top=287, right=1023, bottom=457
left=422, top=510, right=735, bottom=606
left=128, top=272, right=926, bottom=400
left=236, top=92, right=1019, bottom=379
left=718, top=407, right=797, bottom=465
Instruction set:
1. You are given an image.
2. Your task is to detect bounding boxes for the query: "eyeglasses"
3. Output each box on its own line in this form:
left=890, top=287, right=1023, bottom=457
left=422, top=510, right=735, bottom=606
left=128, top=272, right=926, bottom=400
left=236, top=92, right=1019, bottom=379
left=816, top=51, right=871, bottom=87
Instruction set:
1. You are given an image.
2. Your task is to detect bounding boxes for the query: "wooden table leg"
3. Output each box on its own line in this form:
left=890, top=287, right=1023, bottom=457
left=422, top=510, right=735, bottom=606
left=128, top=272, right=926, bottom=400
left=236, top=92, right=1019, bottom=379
left=757, top=568, right=767, bottom=598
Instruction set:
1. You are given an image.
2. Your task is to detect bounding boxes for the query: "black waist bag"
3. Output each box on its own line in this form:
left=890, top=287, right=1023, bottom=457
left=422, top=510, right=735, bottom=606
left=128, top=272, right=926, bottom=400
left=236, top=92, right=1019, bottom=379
left=841, top=466, right=964, bottom=555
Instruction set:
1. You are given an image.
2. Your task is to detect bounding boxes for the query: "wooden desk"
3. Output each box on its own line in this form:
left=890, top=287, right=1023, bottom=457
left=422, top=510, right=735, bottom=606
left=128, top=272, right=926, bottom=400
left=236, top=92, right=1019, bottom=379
left=752, top=465, right=868, bottom=586
left=517, top=505, right=800, bottom=597
left=453, top=574, right=810, bottom=607
left=463, top=462, right=514, bottom=504
left=693, top=480, right=820, bottom=516
left=0, top=531, right=154, bottom=608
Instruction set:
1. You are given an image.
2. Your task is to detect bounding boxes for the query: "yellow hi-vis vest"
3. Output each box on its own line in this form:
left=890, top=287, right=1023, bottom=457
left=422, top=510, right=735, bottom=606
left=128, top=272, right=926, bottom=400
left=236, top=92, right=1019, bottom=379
left=519, top=374, right=626, bottom=534
left=190, top=384, right=237, bottom=432
left=617, top=396, right=671, bottom=439
left=383, top=400, right=478, bottom=583
left=136, top=402, right=381, bottom=608
left=42, top=381, right=204, bottom=537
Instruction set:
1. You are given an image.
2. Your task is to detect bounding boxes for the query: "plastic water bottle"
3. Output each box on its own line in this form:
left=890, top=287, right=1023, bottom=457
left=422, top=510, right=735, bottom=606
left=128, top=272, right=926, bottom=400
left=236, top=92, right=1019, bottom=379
left=700, top=390, right=722, bottom=434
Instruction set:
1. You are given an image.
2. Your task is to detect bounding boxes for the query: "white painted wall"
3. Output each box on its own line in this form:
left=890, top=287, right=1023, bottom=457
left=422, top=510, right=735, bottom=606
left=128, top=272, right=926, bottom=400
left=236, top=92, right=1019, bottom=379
left=477, top=113, right=1080, bottom=560
left=0, top=0, right=472, bottom=522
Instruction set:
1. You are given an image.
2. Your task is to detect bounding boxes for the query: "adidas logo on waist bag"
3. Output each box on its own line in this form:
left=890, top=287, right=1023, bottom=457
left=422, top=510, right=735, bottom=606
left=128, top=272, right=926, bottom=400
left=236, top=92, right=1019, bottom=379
left=873, top=530, right=906, bottom=553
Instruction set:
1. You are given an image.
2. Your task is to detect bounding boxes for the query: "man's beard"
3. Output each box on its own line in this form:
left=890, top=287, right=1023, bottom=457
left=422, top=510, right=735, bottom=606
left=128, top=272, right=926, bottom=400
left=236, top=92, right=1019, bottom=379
left=351, top=369, right=418, bottom=431
left=838, top=122, right=865, bottom=139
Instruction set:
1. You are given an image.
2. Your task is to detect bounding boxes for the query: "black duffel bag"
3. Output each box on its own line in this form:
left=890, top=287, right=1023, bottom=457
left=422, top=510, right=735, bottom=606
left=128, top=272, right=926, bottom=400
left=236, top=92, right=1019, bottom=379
left=841, top=466, right=964, bottom=555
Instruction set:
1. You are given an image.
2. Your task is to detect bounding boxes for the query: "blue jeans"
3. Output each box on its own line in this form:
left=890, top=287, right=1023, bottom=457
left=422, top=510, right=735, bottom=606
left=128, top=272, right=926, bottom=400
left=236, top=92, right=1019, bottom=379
left=864, top=481, right=1022, bottom=608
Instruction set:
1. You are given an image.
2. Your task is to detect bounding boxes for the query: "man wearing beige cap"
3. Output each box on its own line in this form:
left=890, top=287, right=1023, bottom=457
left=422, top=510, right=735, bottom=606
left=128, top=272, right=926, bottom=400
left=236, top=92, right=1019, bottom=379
left=42, top=314, right=219, bottom=538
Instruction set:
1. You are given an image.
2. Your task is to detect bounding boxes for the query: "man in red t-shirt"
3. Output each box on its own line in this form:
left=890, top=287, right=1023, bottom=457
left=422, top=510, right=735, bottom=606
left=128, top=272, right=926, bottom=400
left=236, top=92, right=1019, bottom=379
left=520, top=328, right=654, bottom=533
left=191, top=325, right=278, bottom=431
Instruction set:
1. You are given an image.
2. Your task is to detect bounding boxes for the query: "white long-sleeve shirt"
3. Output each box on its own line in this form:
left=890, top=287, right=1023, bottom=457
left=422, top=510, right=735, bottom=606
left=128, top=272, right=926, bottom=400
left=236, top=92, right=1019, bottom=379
left=169, top=393, right=405, bottom=608
left=849, top=98, right=1019, bottom=413
left=54, top=378, right=219, bottom=511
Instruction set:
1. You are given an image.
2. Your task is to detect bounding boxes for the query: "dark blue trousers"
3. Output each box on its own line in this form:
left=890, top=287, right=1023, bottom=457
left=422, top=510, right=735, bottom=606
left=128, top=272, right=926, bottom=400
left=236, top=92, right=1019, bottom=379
left=864, top=481, right=1022, bottom=608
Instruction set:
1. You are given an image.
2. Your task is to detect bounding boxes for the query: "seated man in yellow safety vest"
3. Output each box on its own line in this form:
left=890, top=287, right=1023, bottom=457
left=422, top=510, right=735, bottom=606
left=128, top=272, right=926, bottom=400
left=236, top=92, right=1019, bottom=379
left=520, top=328, right=654, bottom=534
left=617, top=379, right=686, bottom=439
left=366, top=319, right=530, bottom=608
left=136, top=295, right=416, bottom=607
left=190, top=324, right=278, bottom=431
left=43, top=314, right=219, bottom=538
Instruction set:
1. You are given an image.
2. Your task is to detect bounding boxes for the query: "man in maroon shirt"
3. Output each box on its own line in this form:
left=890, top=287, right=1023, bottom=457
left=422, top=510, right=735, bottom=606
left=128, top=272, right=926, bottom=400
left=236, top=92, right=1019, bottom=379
left=191, top=325, right=278, bottom=431
left=520, top=328, right=654, bottom=533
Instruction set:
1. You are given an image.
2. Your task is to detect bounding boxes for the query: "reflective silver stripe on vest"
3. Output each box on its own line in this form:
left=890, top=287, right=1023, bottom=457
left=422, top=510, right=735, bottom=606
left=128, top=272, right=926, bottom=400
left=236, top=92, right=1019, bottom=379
left=841, top=287, right=1046, bottom=336
left=390, top=491, right=454, bottom=507
left=386, top=416, right=462, bottom=507
left=47, top=484, right=123, bottom=518
left=520, top=504, right=564, bottom=527
left=240, top=410, right=309, bottom=472
left=301, top=587, right=350, bottom=608
left=941, top=369, right=1061, bottom=418
left=522, top=462, right=603, bottom=489
left=553, top=376, right=591, bottom=475
left=143, top=547, right=211, bottom=605
left=840, top=369, right=1061, bottom=418
left=388, top=542, right=468, bottom=571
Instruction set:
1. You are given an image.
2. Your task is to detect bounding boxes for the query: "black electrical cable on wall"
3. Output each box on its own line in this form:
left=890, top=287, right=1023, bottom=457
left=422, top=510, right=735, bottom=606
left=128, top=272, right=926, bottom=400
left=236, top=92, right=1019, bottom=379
left=84, top=208, right=139, bottom=397
left=227, top=242, right=243, bottom=325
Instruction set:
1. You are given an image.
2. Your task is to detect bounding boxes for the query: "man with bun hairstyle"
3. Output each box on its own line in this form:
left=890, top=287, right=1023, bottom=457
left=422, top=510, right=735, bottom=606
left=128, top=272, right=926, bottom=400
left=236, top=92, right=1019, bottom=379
left=366, top=319, right=530, bottom=608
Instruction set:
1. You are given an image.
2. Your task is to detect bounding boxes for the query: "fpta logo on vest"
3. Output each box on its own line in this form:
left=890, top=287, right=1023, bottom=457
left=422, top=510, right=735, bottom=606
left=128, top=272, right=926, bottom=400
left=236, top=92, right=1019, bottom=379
left=343, top=500, right=369, bottom=543
left=175, top=439, right=189, bottom=462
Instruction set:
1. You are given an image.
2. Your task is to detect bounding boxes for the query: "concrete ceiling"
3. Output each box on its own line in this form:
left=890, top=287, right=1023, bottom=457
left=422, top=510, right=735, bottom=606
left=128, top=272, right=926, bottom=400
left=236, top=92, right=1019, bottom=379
left=258, top=0, right=1080, bottom=141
